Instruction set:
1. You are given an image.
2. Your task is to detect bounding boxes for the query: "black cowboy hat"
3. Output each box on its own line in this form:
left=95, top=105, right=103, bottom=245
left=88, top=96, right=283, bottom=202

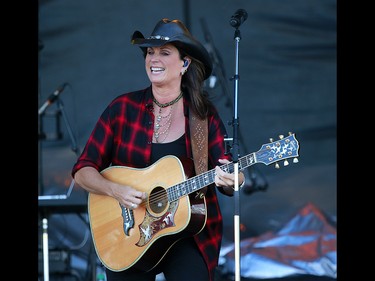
left=131, top=18, right=213, bottom=80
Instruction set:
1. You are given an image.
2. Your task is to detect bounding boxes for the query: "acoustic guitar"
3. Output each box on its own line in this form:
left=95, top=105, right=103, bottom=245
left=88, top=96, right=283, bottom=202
left=88, top=133, right=299, bottom=272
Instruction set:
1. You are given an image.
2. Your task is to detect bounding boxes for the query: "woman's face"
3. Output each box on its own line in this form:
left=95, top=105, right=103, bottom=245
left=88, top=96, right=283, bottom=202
left=145, top=44, right=185, bottom=86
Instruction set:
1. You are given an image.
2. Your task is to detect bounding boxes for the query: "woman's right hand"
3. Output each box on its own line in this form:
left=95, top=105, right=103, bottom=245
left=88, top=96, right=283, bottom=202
left=111, top=183, right=147, bottom=209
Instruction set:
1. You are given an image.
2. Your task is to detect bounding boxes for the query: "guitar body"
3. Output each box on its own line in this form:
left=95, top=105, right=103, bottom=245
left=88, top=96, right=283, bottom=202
left=88, top=156, right=207, bottom=272
left=87, top=134, right=300, bottom=273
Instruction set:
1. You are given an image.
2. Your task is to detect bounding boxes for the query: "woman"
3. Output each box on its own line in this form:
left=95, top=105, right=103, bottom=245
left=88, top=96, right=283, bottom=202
left=72, top=18, right=245, bottom=281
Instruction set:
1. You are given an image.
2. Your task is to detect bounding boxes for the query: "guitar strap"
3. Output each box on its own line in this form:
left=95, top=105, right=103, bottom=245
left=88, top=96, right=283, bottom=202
left=189, top=109, right=208, bottom=197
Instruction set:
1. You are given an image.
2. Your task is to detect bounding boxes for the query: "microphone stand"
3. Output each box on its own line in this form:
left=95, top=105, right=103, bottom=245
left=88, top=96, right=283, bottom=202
left=38, top=94, right=80, bottom=281
left=55, top=97, right=81, bottom=156
left=200, top=18, right=269, bottom=196
left=230, top=27, right=242, bottom=281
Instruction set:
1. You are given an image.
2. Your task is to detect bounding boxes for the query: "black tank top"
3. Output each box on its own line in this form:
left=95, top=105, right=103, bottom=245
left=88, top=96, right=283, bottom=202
left=150, top=134, right=187, bottom=164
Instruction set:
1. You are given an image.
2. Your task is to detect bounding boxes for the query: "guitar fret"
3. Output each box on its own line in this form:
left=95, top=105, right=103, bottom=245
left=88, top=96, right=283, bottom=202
left=186, top=181, right=192, bottom=194
left=202, top=174, right=210, bottom=185
left=177, top=184, right=183, bottom=197
left=168, top=183, right=186, bottom=202
left=247, top=153, right=255, bottom=167
left=197, top=174, right=204, bottom=187
left=208, top=171, right=215, bottom=184
left=190, top=178, right=198, bottom=191
left=240, top=158, right=245, bottom=170
left=168, top=152, right=261, bottom=203
left=168, top=185, right=176, bottom=201
left=180, top=183, right=187, bottom=195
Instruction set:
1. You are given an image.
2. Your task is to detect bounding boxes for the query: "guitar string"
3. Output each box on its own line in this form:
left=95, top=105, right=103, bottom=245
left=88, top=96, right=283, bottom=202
left=131, top=140, right=297, bottom=207
left=134, top=152, right=272, bottom=208
left=133, top=170, right=218, bottom=208
left=134, top=161, right=241, bottom=208
left=136, top=180, right=207, bottom=208
left=131, top=135, right=298, bottom=208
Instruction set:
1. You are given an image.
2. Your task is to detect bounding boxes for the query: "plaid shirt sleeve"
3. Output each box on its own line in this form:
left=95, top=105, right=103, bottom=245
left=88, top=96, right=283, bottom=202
left=71, top=87, right=154, bottom=177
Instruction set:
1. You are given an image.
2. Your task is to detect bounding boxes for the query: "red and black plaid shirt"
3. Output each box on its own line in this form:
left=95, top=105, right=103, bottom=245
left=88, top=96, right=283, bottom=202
left=72, top=86, right=233, bottom=280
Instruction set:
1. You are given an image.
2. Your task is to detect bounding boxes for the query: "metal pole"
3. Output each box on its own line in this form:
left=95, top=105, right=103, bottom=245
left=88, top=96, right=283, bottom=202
left=42, top=218, right=49, bottom=281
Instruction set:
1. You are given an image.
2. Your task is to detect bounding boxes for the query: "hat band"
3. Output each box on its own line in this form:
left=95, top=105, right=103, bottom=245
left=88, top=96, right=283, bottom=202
left=148, top=35, right=170, bottom=41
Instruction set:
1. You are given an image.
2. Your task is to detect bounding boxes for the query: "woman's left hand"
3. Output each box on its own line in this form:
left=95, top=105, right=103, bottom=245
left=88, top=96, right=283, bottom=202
left=214, top=159, right=245, bottom=191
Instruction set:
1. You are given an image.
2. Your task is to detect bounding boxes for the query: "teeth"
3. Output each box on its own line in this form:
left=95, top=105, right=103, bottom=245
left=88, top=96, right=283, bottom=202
left=151, top=67, right=164, bottom=72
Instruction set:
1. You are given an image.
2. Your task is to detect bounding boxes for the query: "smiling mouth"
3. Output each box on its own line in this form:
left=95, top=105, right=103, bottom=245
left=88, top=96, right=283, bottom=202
left=150, top=67, right=165, bottom=73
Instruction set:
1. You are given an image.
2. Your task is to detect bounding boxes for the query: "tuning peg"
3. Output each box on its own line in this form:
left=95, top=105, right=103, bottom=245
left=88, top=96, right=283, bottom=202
left=284, top=160, right=289, bottom=166
left=275, top=162, right=280, bottom=169
left=279, top=134, right=284, bottom=139
left=288, top=132, right=293, bottom=136
left=293, top=158, right=299, bottom=163
left=269, top=138, right=274, bottom=142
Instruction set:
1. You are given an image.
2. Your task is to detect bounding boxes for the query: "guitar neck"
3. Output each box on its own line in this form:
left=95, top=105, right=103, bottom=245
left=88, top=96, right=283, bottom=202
left=167, top=133, right=300, bottom=202
left=167, top=152, right=256, bottom=202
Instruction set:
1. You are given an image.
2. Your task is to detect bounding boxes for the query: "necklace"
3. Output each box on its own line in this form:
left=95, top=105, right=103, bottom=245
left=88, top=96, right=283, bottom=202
left=153, top=105, right=174, bottom=143
left=153, top=91, right=183, bottom=108
left=152, top=91, right=183, bottom=143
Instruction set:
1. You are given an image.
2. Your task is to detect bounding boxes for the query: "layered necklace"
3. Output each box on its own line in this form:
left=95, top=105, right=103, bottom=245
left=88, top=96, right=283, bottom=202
left=153, top=91, right=183, bottom=143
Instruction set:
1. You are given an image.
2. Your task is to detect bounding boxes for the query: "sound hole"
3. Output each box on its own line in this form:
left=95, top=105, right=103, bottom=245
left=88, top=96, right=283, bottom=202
left=149, top=186, right=168, bottom=213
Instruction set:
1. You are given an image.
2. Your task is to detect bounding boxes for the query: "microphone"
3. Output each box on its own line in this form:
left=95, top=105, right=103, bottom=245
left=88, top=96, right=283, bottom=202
left=230, top=9, right=248, bottom=28
left=38, top=83, right=68, bottom=115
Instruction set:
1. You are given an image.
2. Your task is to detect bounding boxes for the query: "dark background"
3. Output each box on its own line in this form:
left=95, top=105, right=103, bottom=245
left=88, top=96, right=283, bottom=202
left=37, top=0, right=336, bottom=280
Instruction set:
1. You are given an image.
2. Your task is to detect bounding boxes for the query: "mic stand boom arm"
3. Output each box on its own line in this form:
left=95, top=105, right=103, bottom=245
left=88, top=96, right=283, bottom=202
left=56, top=98, right=80, bottom=156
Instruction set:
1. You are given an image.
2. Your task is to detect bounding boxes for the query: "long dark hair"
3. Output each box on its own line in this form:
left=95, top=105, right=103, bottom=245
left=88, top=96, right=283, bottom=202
left=178, top=48, right=214, bottom=120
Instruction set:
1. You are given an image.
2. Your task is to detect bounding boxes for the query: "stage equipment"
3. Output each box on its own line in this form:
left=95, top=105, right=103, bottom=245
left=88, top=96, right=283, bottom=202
left=38, top=81, right=81, bottom=281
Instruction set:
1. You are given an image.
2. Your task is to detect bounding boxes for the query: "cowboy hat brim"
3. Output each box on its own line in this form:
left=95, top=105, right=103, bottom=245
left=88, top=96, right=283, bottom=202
left=131, top=19, right=212, bottom=80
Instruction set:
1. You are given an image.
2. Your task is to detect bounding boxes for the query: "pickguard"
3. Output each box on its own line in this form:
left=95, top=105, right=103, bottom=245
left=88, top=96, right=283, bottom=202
left=136, top=201, right=179, bottom=246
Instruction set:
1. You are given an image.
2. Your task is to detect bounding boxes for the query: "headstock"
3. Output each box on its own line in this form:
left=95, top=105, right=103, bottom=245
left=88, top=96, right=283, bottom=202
left=255, top=132, right=299, bottom=168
